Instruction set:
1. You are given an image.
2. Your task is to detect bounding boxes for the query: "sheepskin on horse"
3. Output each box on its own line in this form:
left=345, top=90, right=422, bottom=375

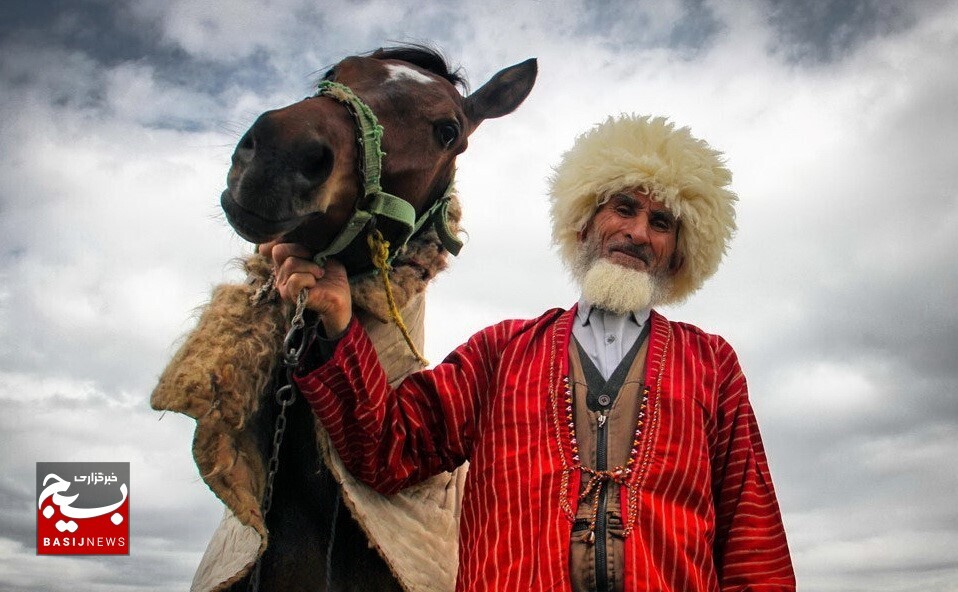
left=151, top=45, right=537, bottom=591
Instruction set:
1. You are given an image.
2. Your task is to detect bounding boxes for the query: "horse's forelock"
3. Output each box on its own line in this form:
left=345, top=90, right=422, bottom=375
left=368, top=44, right=468, bottom=92
left=313, top=44, right=468, bottom=92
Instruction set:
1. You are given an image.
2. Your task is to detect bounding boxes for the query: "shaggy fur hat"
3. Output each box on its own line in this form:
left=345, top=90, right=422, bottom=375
left=549, top=114, right=737, bottom=305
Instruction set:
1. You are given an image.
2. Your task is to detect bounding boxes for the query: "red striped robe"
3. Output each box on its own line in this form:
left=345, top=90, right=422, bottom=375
left=296, top=306, right=795, bottom=591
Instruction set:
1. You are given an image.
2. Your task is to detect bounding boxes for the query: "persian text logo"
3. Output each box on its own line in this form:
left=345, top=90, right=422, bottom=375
left=36, top=462, right=130, bottom=555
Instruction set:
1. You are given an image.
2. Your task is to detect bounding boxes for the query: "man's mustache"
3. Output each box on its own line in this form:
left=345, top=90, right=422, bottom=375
left=608, top=242, right=653, bottom=266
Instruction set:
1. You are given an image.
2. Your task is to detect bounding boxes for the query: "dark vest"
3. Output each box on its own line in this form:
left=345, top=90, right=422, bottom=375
left=568, top=327, right=650, bottom=592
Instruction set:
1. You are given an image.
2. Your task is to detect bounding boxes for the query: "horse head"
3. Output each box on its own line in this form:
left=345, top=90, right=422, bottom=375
left=221, top=46, right=537, bottom=272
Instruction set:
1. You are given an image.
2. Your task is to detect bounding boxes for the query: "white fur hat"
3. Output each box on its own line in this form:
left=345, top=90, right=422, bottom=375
left=549, top=114, right=737, bottom=305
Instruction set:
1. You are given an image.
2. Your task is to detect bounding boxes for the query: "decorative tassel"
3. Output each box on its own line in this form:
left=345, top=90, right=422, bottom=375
left=367, top=229, right=429, bottom=366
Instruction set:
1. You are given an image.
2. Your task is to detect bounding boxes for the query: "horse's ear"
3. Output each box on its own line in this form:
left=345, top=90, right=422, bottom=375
left=464, top=58, right=538, bottom=125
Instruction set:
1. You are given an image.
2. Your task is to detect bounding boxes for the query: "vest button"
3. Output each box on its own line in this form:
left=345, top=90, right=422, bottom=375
left=597, top=394, right=612, bottom=407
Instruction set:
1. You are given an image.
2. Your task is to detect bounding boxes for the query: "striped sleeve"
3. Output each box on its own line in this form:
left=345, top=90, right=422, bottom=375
left=710, top=336, right=796, bottom=590
left=294, top=317, right=511, bottom=495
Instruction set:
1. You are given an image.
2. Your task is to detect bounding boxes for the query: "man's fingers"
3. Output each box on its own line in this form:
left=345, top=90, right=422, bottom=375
left=276, top=255, right=325, bottom=285
left=266, top=247, right=350, bottom=330
left=257, top=240, right=280, bottom=259
left=278, top=270, right=317, bottom=301
left=271, top=242, right=313, bottom=267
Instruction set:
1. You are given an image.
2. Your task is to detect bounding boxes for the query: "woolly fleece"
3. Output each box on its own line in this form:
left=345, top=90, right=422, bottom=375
left=549, top=114, right=737, bottom=304
left=151, top=196, right=463, bottom=592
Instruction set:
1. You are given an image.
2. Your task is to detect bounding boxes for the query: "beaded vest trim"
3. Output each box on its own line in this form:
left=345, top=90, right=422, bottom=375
left=548, top=310, right=672, bottom=539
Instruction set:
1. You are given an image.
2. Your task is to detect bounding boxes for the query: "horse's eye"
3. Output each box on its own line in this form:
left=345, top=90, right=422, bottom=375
left=436, top=122, right=460, bottom=148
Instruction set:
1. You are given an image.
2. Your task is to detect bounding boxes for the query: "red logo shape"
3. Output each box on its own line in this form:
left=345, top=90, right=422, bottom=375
left=36, top=462, right=130, bottom=555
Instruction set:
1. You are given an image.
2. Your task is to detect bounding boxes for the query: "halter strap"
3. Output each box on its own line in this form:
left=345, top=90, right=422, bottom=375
left=310, top=80, right=463, bottom=266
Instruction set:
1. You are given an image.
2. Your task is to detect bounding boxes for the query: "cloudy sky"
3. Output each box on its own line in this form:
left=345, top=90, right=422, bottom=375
left=1, top=0, right=957, bottom=590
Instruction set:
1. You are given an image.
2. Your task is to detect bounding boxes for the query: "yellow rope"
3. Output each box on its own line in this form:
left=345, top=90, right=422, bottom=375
left=367, top=229, right=429, bottom=366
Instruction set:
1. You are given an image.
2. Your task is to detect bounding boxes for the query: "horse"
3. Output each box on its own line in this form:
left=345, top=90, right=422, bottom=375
left=221, top=44, right=537, bottom=274
left=152, top=45, right=537, bottom=592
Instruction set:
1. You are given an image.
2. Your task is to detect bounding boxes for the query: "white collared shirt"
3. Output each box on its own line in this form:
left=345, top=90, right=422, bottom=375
left=572, top=298, right=651, bottom=380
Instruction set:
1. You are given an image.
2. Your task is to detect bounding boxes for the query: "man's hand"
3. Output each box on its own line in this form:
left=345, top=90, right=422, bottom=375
left=259, top=242, right=352, bottom=337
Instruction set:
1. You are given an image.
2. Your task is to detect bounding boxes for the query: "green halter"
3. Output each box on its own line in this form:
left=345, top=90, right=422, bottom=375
left=310, top=80, right=463, bottom=266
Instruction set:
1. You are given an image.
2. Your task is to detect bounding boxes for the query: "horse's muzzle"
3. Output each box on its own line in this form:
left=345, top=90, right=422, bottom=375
left=220, top=189, right=308, bottom=244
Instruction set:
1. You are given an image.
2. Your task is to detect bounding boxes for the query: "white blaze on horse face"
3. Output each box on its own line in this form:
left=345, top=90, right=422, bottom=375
left=384, top=63, right=437, bottom=86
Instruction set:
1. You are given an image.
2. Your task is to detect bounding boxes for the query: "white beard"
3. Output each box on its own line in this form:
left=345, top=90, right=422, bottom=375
left=571, top=238, right=670, bottom=314
left=580, top=259, right=656, bottom=314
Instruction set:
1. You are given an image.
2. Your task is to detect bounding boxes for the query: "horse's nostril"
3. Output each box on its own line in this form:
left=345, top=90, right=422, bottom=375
left=237, top=130, right=253, bottom=150
left=239, top=131, right=254, bottom=151
left=298, top=142, right=334, bottom=188
left=233, top=130, right=255, bottom=165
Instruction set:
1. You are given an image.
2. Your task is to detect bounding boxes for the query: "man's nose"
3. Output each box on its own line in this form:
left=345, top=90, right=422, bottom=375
left=624, top=213, right=651, bottom=244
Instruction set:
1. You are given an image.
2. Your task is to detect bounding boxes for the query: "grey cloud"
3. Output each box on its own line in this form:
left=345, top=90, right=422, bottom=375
left=574, top=0, right=723, bottom=56
left=762, top=0, right=918, bottom=64
left=1, top=0, right=162, bottom=67
left=0, top=481, right=34, bottom=549
left=0, top=548, right=195, bottom=592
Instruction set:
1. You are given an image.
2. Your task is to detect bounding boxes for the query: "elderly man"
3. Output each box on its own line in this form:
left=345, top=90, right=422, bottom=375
left=269, top=115, right=795, bottom=591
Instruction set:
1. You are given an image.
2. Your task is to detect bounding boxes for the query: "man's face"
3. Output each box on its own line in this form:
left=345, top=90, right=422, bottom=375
left=578, top=187, right=682, bottom=277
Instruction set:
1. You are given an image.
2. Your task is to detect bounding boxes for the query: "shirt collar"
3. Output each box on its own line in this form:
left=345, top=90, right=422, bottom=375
left=575, top=296, right=651, bottom=328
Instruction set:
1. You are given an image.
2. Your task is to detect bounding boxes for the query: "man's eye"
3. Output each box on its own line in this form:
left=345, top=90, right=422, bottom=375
left=651, top=216, right=675, bottom=231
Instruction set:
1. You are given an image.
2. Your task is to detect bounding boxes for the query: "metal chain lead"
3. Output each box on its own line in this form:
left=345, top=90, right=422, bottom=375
left=248, top=289, right=314, bottom=592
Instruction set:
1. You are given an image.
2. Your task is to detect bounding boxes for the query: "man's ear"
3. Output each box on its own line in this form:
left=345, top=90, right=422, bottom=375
left=577, top=216, right=595, bottom=243
left=669, top=252, right=685, bottom=275
left=666, top=222, right=684, bottom=275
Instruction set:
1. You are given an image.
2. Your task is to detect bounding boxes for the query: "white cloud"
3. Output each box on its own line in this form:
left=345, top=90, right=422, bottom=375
left=771, top=360, right=883, bottom=419
left=103, top=62, right=225, bottom=127
left=792, top=527, right=958, bottom=592
left=126, top=0, right=310, bottom=61
left=2, top=0, right=958, bottom=589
